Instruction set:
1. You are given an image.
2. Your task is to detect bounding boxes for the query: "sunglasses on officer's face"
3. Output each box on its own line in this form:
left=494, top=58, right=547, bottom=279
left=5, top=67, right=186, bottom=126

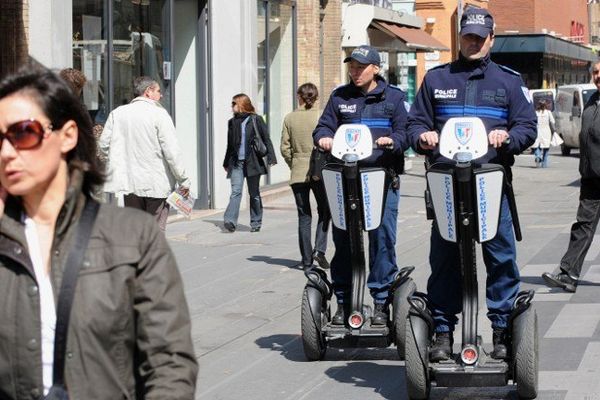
left=0, top=119, right=54, bottom=150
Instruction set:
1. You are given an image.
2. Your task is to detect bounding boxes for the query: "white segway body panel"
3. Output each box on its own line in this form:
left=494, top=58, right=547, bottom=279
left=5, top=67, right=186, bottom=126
left=322, top=168, right=346, bottom=230
left=360, top=168, right=386, bottom=231
left=323, top=124, right=386, bottom=231
left=427, top=169, right=457, bottom=242
left=473, top=166, right=505, bottom=242
left=440, top=117, right=488, bottom=161
left=331, top=124, right=373, bottom=162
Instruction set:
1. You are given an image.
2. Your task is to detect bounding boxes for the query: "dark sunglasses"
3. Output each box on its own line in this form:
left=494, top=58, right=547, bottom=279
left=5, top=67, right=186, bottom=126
left=0, top=119, right=53, bottom=150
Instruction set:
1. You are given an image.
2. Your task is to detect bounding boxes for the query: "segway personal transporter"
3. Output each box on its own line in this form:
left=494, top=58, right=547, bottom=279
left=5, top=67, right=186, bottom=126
left=404, top=117, right=538, bottom=399
left=300, top=124, right=416, bottom=361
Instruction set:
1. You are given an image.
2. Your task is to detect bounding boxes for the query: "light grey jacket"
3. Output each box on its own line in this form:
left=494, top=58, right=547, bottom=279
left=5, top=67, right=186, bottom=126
left=99, top=97, right=190, bottom=198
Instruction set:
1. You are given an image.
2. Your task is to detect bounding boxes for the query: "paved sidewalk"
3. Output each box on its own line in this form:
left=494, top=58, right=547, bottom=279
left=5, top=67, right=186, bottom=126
left=168, top=150, right=600, bottom=400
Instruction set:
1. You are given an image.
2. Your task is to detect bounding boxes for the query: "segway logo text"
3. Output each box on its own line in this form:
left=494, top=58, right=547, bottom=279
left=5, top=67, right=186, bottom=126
left=362, top=174, right=372, bottom=229
left=478, top=176, right=488, bottom=240
left=444, top=176, right=455, bottom=240
left=335, top=173, right=346, bottom=228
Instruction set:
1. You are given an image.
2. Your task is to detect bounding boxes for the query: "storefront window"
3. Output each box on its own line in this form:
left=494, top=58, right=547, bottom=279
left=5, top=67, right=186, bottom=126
left=112, top=0, right=172, bottom=112
left=72, top=0, right=108, bottom=125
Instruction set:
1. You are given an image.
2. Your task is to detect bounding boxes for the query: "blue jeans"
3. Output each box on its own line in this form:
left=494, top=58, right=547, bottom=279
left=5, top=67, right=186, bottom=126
left=331, top=184, right=399, bottom=304
left=224, top=161, right=262, bottom=229
left=291, top=182, right=331, bottom=267
left=534, top=147, right=549, bottom=168
left=427, top=195, right=520, bottom=332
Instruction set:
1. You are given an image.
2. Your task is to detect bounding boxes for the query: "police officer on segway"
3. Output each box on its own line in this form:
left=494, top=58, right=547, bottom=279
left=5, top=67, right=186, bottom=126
left=407, top=7, right=537, bottom=361
left=313, top=45, right=409, bottom=326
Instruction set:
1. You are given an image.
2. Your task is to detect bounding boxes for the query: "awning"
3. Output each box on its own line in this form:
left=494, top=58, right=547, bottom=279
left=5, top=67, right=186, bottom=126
left=492, top=34, right=596, bottom=62
left=371, top=20, right=448, bottom=52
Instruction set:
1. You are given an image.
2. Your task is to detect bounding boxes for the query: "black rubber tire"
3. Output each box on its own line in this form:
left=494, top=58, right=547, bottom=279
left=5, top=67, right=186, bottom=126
left=405, top=316, right=430, bottom=400
left=561, top=144, right=571, bottom=156
left=301, top=287, right=327, bottom=361
left=512, top=308, right=539, bottom=399
left=393, top=279, right=416, bottom=360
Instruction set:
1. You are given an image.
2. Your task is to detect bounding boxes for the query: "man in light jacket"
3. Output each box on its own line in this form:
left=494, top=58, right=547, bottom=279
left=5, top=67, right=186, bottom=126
left=100, top=76, right=190, bottom=231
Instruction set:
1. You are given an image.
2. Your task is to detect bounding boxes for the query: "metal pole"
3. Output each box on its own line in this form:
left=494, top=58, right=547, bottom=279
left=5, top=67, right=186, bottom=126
left=292, top=0, right=298, bottom=109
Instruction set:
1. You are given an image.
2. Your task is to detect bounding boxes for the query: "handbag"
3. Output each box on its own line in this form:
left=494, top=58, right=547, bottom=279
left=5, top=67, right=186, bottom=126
left=44, top=199, right=99, bottom=400
left=251, top=116, right=268, bottom=158
left=308, top=147, right=329, bottom=181
left=550, top=132, right=564, bottom=147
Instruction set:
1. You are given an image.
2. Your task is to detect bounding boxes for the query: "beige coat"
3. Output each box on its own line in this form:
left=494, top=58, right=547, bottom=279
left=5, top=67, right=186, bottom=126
left=280, top=106, right=320, bottom=185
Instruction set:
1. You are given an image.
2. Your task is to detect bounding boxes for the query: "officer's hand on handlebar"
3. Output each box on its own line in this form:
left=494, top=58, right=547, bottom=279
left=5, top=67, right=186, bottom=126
left=419, top=131, right=439, bottom=150
left=375, top=137, right=394, bottom=149
left=318, top=137, right=333, bottom=151
left=488, top=129, right=510, bottom=148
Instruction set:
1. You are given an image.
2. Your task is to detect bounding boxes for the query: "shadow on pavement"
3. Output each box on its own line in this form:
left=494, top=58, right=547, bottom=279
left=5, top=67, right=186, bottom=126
left=324, top=362, right=405, bottom=400
left=247, top=255, right=302, bottom=269
left=254, top=334, right=307, bottom=362
left=204, top=219, right=252, bottom=232
left=521, top=274, right=600, bottom=290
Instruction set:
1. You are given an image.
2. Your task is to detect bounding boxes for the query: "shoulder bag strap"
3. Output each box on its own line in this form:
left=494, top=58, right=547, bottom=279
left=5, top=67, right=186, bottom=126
left=52, top=198, right=100, bottom=385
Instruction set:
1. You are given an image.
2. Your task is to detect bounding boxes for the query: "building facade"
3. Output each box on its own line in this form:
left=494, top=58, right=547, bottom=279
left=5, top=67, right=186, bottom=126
left=1, top=0, right=344, bottom=210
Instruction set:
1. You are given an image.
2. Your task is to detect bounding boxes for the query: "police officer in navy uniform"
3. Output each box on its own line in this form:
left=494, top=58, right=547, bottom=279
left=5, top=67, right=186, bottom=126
left=407, top=7, right=536, bottom=361
left=313, top=45, right=409, bottom=326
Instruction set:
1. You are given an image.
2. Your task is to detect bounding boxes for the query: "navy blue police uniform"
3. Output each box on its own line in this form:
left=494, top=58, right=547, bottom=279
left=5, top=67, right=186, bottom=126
left=313, top=76, right=409, bottom=308
left=407, top=53, right=537, bottom=334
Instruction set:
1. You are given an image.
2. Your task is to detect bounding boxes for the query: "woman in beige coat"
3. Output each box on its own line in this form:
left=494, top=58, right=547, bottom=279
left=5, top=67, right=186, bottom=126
left=281, top=83, right=331, bottom=269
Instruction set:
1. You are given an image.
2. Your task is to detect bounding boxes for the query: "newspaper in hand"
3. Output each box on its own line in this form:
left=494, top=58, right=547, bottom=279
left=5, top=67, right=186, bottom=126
left=167, top=190, right=195, bottom=218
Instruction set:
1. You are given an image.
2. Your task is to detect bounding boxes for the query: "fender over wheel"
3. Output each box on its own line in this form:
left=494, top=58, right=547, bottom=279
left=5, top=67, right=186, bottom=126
left=512, top=308, right=539, bottom=399
left=393, top=279, right=416, bottom=360
left=301, top=287, right=327, bottom=361
left=404, top=315, right=431, bottom=400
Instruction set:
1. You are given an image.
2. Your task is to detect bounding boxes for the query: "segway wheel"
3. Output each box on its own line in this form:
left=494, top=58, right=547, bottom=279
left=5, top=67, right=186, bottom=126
left=301, top=287, right=327, bottom=361
left=405, top=315, right=430, bottom=400
left=393, top=279, right=416, bottom=360
left=512, top=308, right=539, bottom=399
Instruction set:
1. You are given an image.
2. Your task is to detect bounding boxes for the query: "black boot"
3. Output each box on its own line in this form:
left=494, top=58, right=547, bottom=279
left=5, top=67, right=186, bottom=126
left=542, top=270, right=578, bottom=293
left=429, top=331, right=453, bottom=362
left=491, top=328, right=508, bottom=360
left=332, top=304, right=345, bottom=325
left=312, top=251, right=330, bottom=269
left=372, top=303, right=389, bottom=326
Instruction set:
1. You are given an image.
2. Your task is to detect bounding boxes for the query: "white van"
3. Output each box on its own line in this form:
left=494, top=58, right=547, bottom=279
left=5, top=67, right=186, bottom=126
left=554, top=84, right=597, bottom=155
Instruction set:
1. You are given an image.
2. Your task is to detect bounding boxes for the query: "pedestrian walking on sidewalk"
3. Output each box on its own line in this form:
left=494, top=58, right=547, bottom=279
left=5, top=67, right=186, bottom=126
left=281, top=83, right=331, bottom=270
left=542, top=60, right=600, bottom=293
left=223, top=93, right=277, bottom=233
left=533, top=100, right=554, bottom=168
left=99, top=76, right=191, bottom=231
left=0, top=65, right=197, bottom=399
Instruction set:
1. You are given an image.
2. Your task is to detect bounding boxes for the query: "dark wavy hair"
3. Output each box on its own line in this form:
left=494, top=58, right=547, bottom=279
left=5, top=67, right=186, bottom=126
left=0, top=64, right=105, bottom=196
left=297, top=83, right=318, bottom=110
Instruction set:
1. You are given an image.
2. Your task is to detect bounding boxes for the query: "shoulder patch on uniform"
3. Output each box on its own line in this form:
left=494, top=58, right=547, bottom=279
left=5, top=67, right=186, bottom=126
left=498, top=64, right=521, bottom=76
left=332, top=83, right=351, bottom=95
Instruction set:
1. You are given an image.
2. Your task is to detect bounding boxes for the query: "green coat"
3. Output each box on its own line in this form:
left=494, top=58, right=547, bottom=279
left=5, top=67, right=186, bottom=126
left=0, top=167, right=197, bottom=400
left=280, top=105, right=320, bottom=185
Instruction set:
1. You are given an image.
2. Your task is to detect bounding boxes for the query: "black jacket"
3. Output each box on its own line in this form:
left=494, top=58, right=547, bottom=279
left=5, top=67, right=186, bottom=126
left=223, top=113, right=277, bottom=177
left=579, top=90, right=600, bottom=179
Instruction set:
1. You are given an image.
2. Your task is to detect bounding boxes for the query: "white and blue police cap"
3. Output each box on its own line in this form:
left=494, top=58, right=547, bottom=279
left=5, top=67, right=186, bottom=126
left=343, top=45, right=381, bottom=66
left=460, top=7, right=494, bottom=38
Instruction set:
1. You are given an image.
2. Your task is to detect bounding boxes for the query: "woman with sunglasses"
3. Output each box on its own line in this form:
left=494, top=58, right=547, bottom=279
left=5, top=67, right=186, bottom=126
left=223, top=94, right=277, bottom=232
left=0, top=66, right=197, bottom=399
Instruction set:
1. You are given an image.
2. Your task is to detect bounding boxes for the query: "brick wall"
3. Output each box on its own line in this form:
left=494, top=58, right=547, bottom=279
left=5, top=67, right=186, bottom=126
left=0, top=0, right=29, bottom=79
left=491, top=0, right=589, bottom=41
left=296, top=0, right=342, bottom=108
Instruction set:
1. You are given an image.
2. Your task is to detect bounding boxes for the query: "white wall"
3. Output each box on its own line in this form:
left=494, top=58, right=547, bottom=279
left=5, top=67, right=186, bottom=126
left=29, top=0, right=73, bottom=69
left=210, top=0, right=258, bottom=209
left=174, top=0, right=200, bottom=199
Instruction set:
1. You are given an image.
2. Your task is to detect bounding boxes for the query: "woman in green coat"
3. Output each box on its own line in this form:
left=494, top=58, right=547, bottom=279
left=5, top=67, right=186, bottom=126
left=280, top=83, right=331, bottom=269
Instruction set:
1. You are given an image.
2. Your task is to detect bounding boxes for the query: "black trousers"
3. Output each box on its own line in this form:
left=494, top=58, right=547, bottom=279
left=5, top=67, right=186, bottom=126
left=124, top=194, right=170, bottom=232
left=291, top=181, right=331, bottom=267
left=560, top=178, right=600, bottom=278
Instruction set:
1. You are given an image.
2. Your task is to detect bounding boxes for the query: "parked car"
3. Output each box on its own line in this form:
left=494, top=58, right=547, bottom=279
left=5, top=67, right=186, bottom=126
left=554, top=83, right=597, bottom=155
